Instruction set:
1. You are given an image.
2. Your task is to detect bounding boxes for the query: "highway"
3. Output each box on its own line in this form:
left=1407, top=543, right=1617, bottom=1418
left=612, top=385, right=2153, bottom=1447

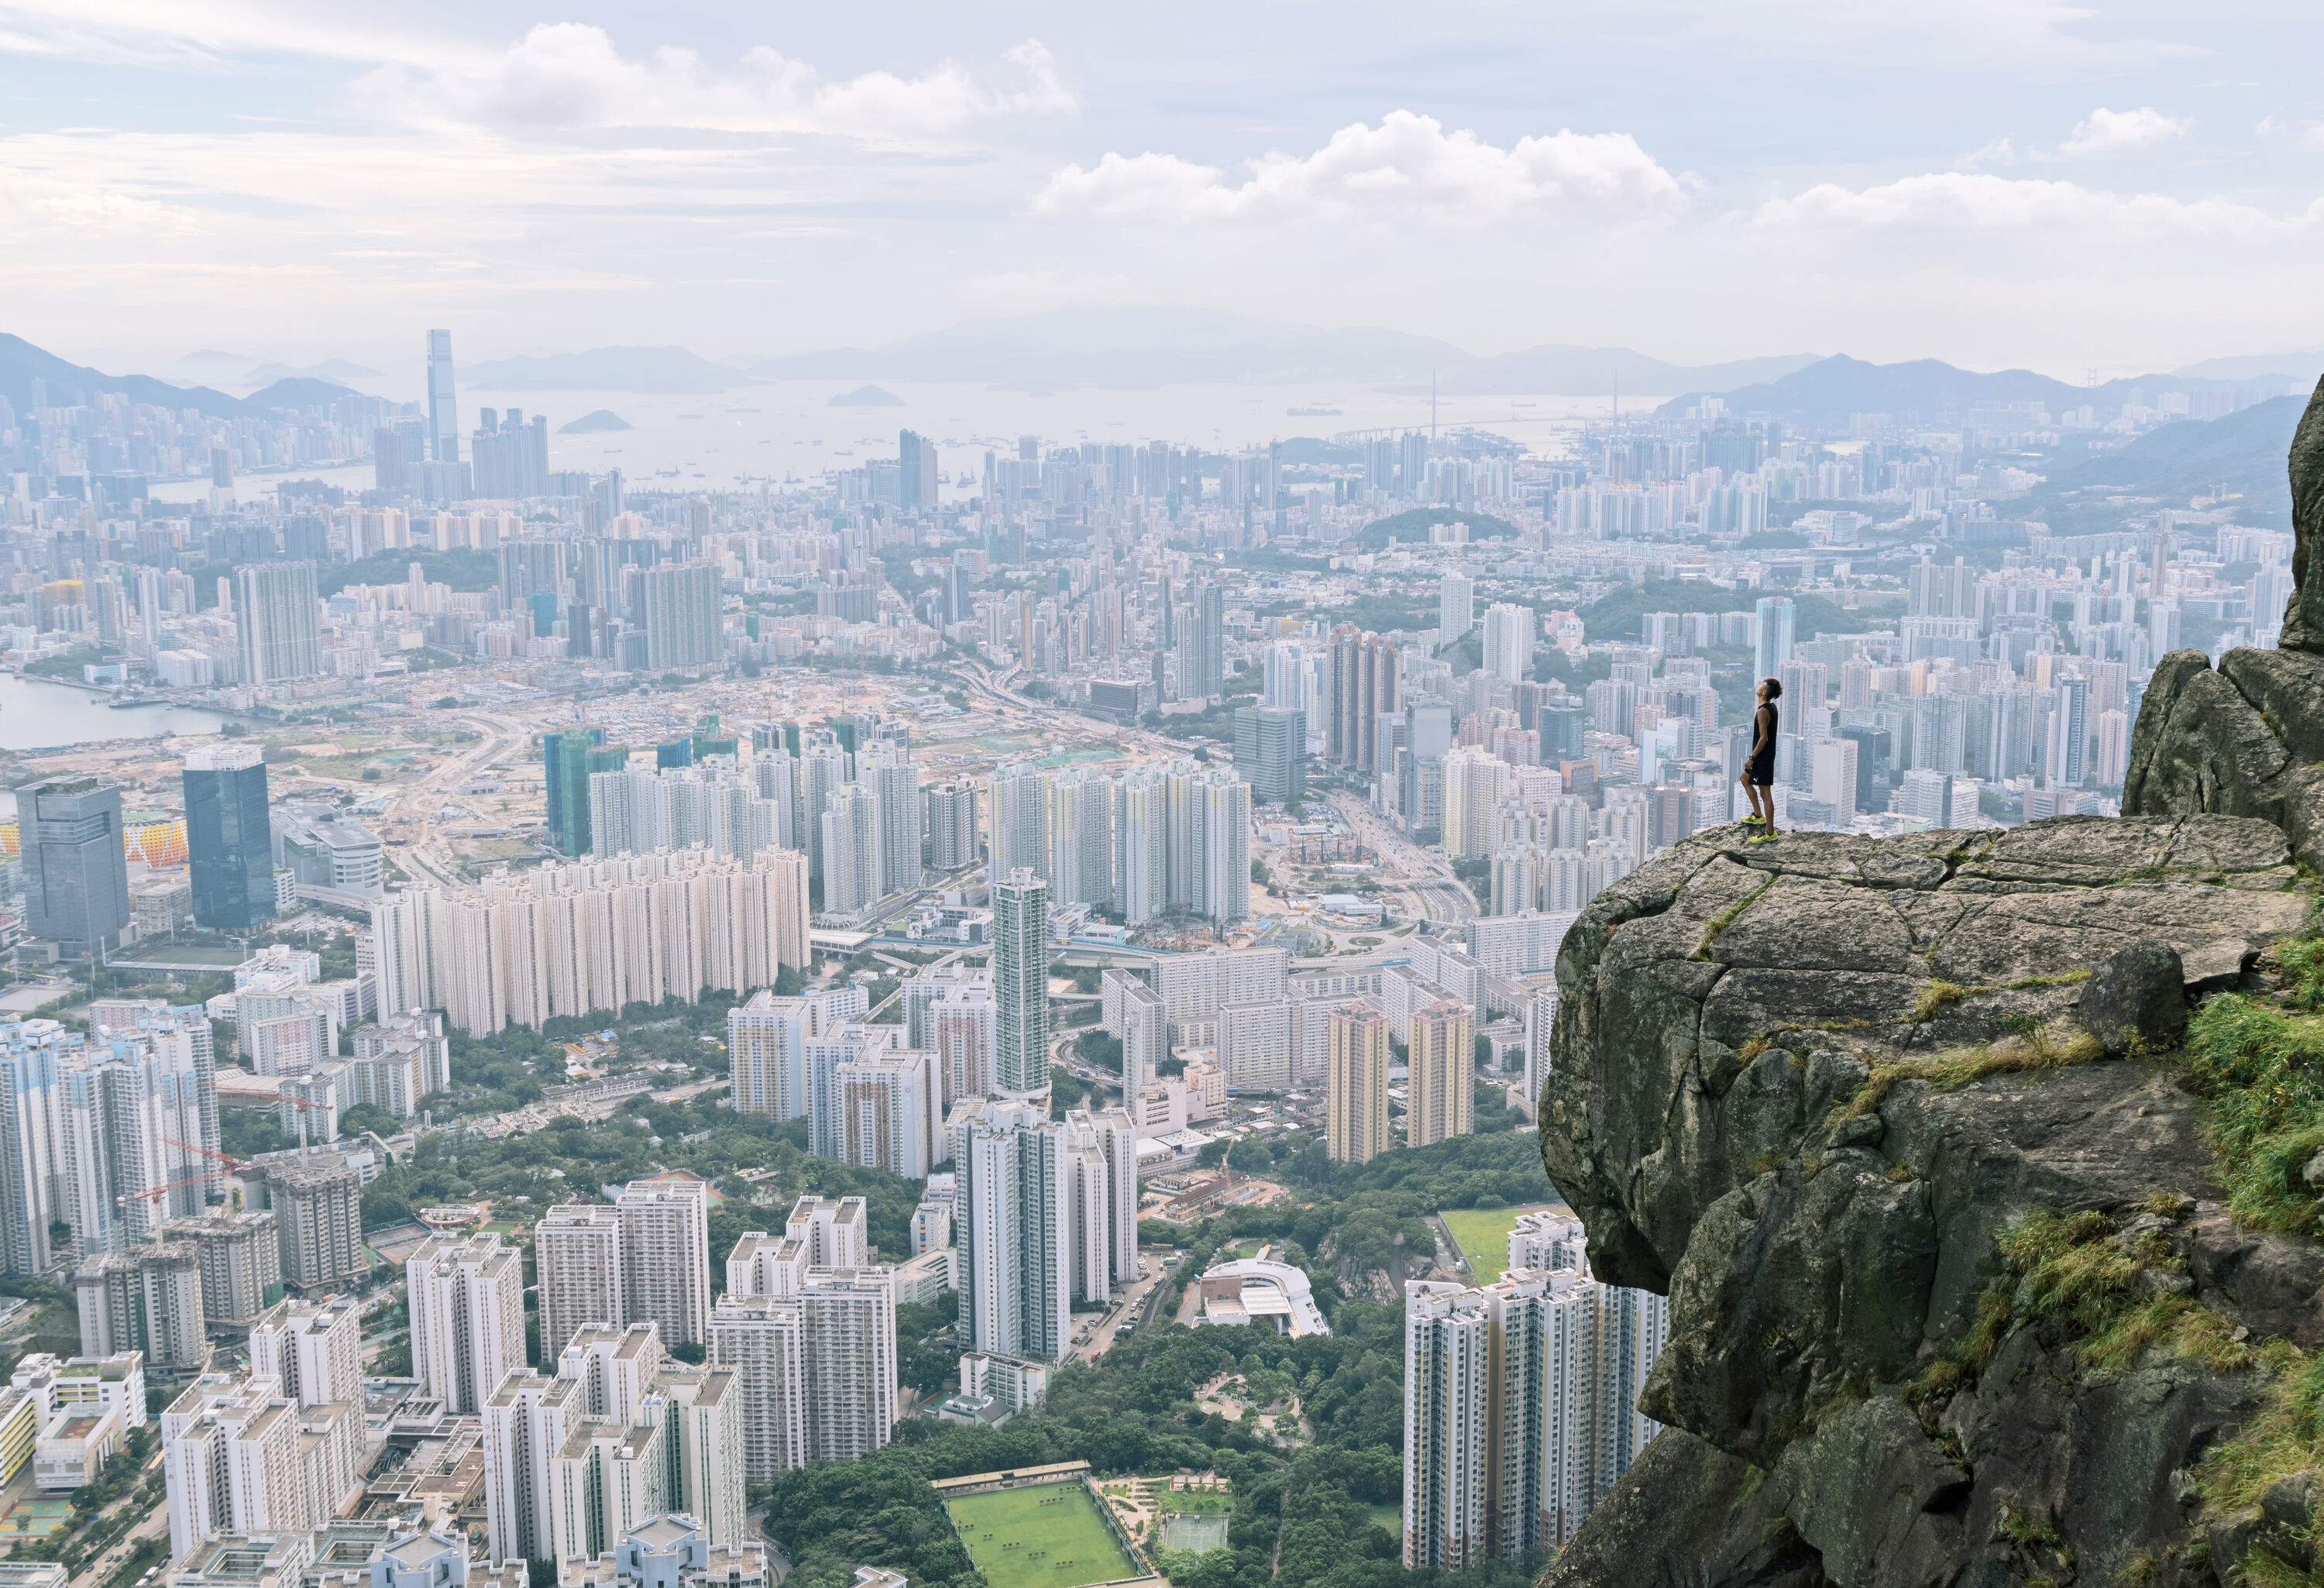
left=383, top=708, right=533, bottom=889
left=1328, top=792, right=1477, bottom=925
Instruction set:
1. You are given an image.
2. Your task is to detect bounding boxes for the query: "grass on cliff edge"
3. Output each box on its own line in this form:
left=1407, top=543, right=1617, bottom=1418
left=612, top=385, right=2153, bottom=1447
left=1906, top=1206, right=2250, bottom=1407
left=2181, top=930, right=2324, bottom=1234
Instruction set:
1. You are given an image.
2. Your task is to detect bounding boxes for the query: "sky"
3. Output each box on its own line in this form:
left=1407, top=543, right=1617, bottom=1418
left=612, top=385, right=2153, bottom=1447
left=2, top=0, right=2322, bottom=380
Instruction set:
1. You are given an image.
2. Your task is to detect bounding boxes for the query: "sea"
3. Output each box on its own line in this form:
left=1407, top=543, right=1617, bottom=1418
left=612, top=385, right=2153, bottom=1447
left=145, top=382, right=1647, bottom=504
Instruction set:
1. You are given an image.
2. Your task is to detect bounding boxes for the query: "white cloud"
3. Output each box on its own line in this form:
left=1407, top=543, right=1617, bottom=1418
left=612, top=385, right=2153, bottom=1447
left=0, top=0, right=451, bottom=67
left=1752, top=171, right=2316, bottom=241
left=352, top=26, right=1074, bottom=139
left=1035, top=111, right=1683, bottom=225
left=1961, top=136, right=2016, bottom=167
left=2060, top=105, right=2190, bottom=156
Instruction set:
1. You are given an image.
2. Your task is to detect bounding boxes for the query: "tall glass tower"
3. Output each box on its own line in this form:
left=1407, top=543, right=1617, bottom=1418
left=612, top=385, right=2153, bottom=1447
left=184, top=742, right=275, bottom=930
left=426, top=328, right=459, bottom=462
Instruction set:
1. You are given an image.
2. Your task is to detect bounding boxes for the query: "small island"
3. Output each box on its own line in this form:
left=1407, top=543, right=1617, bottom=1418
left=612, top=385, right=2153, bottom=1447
left=559, top=409, right=633, bottom=434
left=827, top=385, right=904, bottom=407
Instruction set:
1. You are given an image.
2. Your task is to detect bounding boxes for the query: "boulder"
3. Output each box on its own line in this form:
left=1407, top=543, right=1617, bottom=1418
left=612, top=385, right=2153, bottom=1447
left=2078, top=941, right=2188, bottom=1054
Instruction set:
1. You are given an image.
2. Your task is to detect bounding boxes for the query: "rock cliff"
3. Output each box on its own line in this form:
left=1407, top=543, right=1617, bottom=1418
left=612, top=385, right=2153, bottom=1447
left=1537, top=376, right=2324, bottom=1588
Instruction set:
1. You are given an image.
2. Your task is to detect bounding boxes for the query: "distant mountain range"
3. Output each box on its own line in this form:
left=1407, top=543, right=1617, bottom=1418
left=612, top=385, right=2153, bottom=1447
left=1655, top=354, right=2314, bottom=425
left=2170, top=350, right=2324, bottom=383
left=464, top=345, right=749, bottom=394
left=744, top=307, right=1820, bottom=394
left=245, top=358, right=383, bottom=387
left=3, top=332, right=249, bottom=418
left=0, top=334, right=365, bottom=420
left=2027, top=394, right=2305, bottom=529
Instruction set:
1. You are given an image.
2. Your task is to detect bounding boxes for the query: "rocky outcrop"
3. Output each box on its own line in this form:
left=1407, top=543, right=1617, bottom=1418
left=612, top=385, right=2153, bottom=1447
left=2125, top=374, right=2324, bottom=862
left=1538, top=376, right=2324, bottom=1587
left=1537, top=816, right=2319, bottom=1587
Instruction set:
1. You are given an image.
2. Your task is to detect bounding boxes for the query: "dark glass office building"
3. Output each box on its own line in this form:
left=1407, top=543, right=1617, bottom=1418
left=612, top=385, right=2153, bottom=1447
left=184, top=743, right=276, bottom=930
left=21, top=777, right=131, bottom=954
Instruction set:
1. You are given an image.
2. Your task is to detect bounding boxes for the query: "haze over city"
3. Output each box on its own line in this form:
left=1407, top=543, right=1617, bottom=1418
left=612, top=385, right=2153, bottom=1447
left=3, top=9, right=2324, bottom=1588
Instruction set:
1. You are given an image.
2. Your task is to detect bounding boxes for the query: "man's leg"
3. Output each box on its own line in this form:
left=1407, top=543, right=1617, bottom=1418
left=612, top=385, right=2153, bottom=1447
left=1756, top=781, right=1779, bottom=840
left=1738, top=773, right=1762, bottom=824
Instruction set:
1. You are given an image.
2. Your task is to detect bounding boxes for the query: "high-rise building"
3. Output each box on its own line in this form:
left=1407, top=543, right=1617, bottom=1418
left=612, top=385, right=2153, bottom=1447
left=1329, top=626, right=1404, bottom=772
left=864, top=747, right=922, bottom=897
left=638, top=563, right=722, bottom=671
left=20, top=779, right=130, bottom=954
left=184, top=743, right=275, bottom=931
left=836, top=1048, right=936, bottom=1179
left=543, top=730, right=631, bottom=856
left=923, top=781, right=979, bottom=872
left=73, top=1242, right=206, bottom=1370
left=235, top=562, right=322, bottom=686
left=407, top=1232, right=526, bottom=1414
left=990, top=868, right=1050, bottom=1098
left=1752, top=596, right=1796, bottom=684
left=426, top=328, right=459, bottom=463
left=1325, top=1004, right=1391, bottom=1164
left=898, top=430, right=937, bottom=510
left=818, top=784, right=882, bottom=916
left=949, top=1097, right=1072, bottom=1364
left=483, top=1373, right=584, bottom=1563
left=1480, top=603, right=1535, bottom=685
left=370, top=847, right=809, bottom=1038
left=257, top=1147, right=366, bottom=1290
left=1404, top=1268, right=1618, bottom=1566
left=615, top=1174, right=712, bottom=1348
left=1187, top=583, right=1226, bottom=701
left=1407, top=1002, right=1473, bottom=1148
left=248, top=1294, right=363, bottom=1408
left=536, top=1204, right=625, bottom=1363
left=1234, top=706, right=1307, bottom=806
left=1439, top=574, right=1475, bottom=643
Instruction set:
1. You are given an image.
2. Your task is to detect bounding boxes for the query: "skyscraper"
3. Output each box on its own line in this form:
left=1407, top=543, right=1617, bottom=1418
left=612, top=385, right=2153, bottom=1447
left=898, top=429, right=937, bottom=510
left=426, top=328, right=459, bottom=463
left=614, top=1173, right=712, bottom=1348
left=20, top=779, right=129, bottom=955
left=1440, top=574, right=1475, bottom=642
left=1408, top=1002, right=1473, bottom=1148
left=542, top=730, right=629, bottom=855
left=184, top=742, right=274, bottom=930
left=1753, top=596, right=1796, bottom=683
left=949, top=1096, right=1071, bottom=1363
left=1480, top=603, right=1535, bottom=685
left=234, top=562, right=321, bottom=686
left=1326, top=1004, right=1391, bottom=1164
left=991, top=868, right=1050, bottom=1098
left=407, top=1232, right=527, bottom=1414
left=1234, top=705, right=1307, bottom=806
left=535, top=1203, right=624, bottom=1363
left=1188, top=583, right=1226, bottom=701
left=639, top=562, right=722, bottom=670
left=1329, top=626, right=1404, bottom=772
left=1404, top=1267, right=1624, bottom=1567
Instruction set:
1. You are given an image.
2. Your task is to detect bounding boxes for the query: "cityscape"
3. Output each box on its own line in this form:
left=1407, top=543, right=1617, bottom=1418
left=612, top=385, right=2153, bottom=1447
left=2, top=7, right=2323, bottom=1588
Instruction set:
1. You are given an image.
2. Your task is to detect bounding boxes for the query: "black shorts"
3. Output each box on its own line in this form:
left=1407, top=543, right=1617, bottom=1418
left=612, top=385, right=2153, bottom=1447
left=1745, top=760, right=1775, bottom=787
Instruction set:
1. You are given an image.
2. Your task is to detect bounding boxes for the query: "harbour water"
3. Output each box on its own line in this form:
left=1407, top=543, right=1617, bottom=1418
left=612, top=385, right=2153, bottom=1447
left=145, top=383, right=1645, bottom=503
left=0, top=672, right=223, bottom=750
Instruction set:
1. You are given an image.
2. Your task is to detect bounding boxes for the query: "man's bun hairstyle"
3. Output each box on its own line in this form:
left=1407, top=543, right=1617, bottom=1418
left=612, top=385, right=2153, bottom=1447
left=1762, top=678, right=1783, bottom=699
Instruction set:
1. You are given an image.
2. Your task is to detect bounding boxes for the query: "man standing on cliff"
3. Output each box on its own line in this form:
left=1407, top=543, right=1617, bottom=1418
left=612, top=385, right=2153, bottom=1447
left=1738, top=677, right=1782, bottom=842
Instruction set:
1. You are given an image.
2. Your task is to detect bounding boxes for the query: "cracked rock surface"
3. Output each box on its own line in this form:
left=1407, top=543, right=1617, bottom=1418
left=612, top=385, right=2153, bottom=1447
left=1535, top=817, right=2311, bottom=1588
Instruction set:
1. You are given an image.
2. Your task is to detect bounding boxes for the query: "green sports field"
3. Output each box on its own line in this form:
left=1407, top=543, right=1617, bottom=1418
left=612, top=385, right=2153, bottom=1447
left=945, top=1483, right=1141, bottom=1588
left=1439, top=1205, right=1554, bottom=1286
